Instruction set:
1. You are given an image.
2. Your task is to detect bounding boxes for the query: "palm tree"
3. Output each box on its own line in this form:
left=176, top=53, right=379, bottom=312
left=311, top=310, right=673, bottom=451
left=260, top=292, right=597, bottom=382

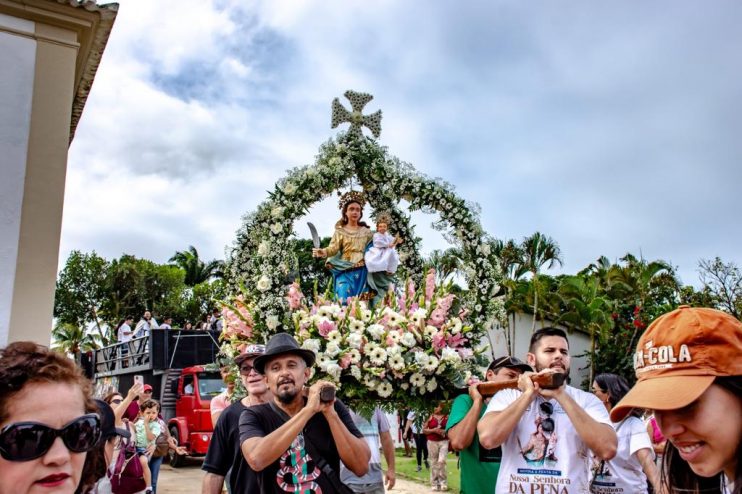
left=423, top=248, right=464, bottom=284
left=557, top=275, right=613, bottom=383
left=169, top=246, right=224, bottom=286
left=51, top=322, right=101, bottom=358
left=521, top=232, right=563, bottom=332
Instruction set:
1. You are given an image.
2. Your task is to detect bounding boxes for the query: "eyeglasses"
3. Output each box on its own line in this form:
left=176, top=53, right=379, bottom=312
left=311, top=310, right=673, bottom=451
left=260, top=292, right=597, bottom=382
left=539, top=402, right=555, bottom=433
left=142, top=390, right=152, bottom=394
left=111, top=399, right=123, bottom=404
left=239, top=364, right=257, bottom=375
left=0, top=414, right=101, bottom=461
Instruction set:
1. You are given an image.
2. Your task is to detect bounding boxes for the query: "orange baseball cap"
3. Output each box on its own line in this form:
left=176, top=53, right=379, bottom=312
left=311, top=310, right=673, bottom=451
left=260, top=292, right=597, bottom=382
left=611, top=306, right=742, bottom=421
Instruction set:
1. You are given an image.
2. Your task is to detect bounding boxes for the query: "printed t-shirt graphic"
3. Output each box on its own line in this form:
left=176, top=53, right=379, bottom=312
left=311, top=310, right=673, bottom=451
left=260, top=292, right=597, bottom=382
left=484, top=386, right=611, bottom=494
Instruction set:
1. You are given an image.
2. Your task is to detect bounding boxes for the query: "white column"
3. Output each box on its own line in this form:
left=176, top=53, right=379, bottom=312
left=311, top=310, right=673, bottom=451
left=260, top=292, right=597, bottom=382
left=0, top=13, right=36, bottom=346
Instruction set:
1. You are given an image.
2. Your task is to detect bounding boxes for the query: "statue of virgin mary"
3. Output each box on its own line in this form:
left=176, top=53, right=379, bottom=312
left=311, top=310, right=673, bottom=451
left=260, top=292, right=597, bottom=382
left=311, top=191, right=394, bottom=305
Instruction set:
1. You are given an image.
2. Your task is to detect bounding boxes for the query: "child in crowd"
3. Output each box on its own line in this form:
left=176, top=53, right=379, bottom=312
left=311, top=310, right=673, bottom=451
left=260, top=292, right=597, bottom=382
left=365, top=212, right=402, bottom=274
left=135, top=399, right=160, bottom=494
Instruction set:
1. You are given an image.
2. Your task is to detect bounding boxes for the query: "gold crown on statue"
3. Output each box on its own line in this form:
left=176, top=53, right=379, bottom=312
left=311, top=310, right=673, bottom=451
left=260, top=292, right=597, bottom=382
left=338, top=190, right=366, bottom=210
left=375, top=211, right=393, bottom=225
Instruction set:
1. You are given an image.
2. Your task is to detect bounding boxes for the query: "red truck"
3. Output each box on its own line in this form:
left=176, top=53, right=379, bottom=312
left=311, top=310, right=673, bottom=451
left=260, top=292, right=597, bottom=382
left=92, top=329, right=224, bottom=466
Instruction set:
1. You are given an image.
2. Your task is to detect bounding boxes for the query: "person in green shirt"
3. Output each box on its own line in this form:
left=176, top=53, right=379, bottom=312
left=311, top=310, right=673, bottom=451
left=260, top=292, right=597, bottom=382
left=446, top=356, right=532, bottom=494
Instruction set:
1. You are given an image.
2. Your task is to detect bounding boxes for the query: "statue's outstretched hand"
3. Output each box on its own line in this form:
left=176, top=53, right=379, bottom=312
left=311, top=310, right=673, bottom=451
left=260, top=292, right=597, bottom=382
left=312, top=248, right=326, bottom=258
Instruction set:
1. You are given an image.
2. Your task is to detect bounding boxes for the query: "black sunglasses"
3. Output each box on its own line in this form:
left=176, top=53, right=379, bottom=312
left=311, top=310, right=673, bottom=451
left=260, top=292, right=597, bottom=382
left=539, top=402, right=555, bottom=433
left=111, top=398, right=123, bottom=404
left=0, top=413, right=101, bottom=461
left=239, top=364, right=257, bottom=375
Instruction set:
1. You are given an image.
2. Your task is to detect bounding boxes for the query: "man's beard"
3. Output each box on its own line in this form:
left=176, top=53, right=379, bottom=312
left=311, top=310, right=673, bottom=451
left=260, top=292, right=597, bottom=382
left=534, top=357, right=570, bottom=375
left=276, top=387, right=298, bottom=404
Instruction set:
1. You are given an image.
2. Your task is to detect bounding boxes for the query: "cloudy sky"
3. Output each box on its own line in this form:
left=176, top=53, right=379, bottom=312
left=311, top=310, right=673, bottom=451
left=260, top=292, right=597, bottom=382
left=62, top=0, right=742, bottom=287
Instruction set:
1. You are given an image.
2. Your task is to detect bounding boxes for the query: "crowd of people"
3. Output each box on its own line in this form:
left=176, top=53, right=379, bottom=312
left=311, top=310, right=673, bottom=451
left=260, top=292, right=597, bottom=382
left=114, top=309, right=224, bottom=346
left=0, top=306, right=739, bottom=494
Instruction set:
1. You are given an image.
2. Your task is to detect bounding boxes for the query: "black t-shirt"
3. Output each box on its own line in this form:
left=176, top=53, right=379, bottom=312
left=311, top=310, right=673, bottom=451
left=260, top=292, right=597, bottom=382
left=239, top=400, right=363, bottom=494
left=202, top=400, right=257, bottom=494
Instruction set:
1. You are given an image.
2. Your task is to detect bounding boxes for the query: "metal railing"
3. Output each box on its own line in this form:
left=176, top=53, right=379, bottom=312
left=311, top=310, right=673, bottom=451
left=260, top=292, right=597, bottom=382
left=94, top=335, right=151, bottom=376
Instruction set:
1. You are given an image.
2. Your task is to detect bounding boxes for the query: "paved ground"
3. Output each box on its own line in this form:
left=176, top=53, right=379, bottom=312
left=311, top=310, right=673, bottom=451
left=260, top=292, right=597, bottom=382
left=158, top=460, right=431, bottom=493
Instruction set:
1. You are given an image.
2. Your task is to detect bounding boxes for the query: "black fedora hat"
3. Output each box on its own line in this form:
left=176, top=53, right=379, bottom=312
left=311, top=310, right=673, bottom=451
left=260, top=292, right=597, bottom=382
left=253, top=333, right=316, bottom=374
left=94, top=399, right=131, bottom=444
left=488, top=355, right=533, bottom=374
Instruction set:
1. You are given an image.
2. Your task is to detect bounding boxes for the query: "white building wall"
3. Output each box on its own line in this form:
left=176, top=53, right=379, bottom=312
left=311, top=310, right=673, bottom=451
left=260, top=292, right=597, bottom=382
left=0, top=13, right=36, bottom=345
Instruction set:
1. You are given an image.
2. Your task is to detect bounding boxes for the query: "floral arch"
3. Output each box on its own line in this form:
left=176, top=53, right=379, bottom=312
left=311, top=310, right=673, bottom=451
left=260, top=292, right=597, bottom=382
left=223, top=91, right=504, bottom=409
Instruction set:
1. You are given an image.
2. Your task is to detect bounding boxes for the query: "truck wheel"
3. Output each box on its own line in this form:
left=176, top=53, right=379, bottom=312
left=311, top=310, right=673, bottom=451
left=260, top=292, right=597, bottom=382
left=168, top=426, right=186, bottom=468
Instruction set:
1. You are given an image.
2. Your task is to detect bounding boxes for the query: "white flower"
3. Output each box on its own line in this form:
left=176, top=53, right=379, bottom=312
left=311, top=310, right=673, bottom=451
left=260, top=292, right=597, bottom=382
left=367, top=324, right=385, bottom=340
left=322, top=361, right=342, bottom=381
left=410, top=308, right=428, bottom=324
left=270, top=223, right=283, bottom=235
left=328, top=304, right=342, bottom=316
left=389, top=354, right=405, bottom=371
left=283, top=183, right=297, bottom=195
left=400, top=332, right=417, bottom=348
left=350, top=365, right=362, bottom=380
left=346, top=332, right=363, bottom=349
left=368, top=347, right=388, bottom=366
left=256, top=276, right=271, bottom=292
left=414, top=351, right=429, bottom=367
left=386, top=310, right=405, bottom=327
left=329, top=156, right=341, bottom=166
left=424, top=325, right=438, bottom=338
left=349, top=319, right=365, bottom=333
left=325, top=342, right=341, bottom=357
left=266, top=315, right=280, bottom=330
left=301, top=339, right=321, bottom=354
left=481, top=243, right=491, bottom=256
left=424, top=356, right=440, bottom=373
left=365, top=341, right=379, bottom=354
left=410, top=373, right=425, bottom=387
left=346, top=349, right=361, bottom=364
left=388, top=331, right=401, bottom=344
left=400, top=382, right=409, bottom=390
left=377, top=381, right=393, bottom=398
left=426, top=377, right=438, bottom=392
left=450, top=318, right=462, bottom=334
left=271, top=206, right=285, bottom=218
left=386, top=345, right=403, bottom=357
left=360, top=309, right=372, bottom=322
left=363, top=375, right=378, bottom=390
left=257, top=241, right=270, bottom=256
left=317, top=306, right=332, bottom=318
left=441, top=347, right=461, bottom=363
left=327, top=330, right=342, bottom=343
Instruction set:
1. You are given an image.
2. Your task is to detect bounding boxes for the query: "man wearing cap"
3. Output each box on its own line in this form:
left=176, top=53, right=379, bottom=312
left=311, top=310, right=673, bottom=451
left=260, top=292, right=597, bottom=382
left=202, top=344, right=271, bottom=494
left=239, top=332, right=371, bottom=493
left=446, top=356, right=532, bottom=494
left=478, top=327, right=617, bottom=494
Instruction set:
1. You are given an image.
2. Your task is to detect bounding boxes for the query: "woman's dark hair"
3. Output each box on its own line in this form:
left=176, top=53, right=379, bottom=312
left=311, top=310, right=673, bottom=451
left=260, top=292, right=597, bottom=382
left=594, top=373, right=638, bottom=415
left=103, top=391, right=122, bottom=404
left=661, top=376, right=741, bottom=494
left=340, top=200, right=370, bottom=228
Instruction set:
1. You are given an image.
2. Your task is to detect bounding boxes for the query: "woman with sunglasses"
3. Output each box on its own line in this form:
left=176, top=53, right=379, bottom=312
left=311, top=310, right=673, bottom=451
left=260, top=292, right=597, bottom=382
left=590, top=373, right=661, bottom=494
left=0, top=341, right=101, bottom=494
left=611, top=306, right=742, bottom=494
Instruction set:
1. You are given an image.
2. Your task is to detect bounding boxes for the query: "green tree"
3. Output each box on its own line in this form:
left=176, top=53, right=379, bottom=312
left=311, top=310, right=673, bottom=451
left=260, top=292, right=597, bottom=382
left=291, top=238, right=332, bottom=301
left=181, top=279, right=228, bottom=326
left=169, top=245, right=224, bottom=286
left=423, top=248, right=465, bottom=285
left=698, top=257, right=742, bottom=319
left=54, top=251, right=109, bottom=342
left=520, top=232, right=563, bottom=332
left=51, top=321, right=101, bottom=357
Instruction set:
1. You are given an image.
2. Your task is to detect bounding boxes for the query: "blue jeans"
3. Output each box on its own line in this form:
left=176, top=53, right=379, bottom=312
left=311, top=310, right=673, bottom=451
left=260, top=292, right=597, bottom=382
left=149, top=455, right=164, bottom=493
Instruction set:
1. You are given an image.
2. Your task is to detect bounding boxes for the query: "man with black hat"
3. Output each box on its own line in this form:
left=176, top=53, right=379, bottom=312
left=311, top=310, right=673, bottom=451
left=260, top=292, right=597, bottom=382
left=239, top=332, right=370, bottom=493
left=202, top=344, right=271, bottom=494
left=446, top=356, right=532, bottom=494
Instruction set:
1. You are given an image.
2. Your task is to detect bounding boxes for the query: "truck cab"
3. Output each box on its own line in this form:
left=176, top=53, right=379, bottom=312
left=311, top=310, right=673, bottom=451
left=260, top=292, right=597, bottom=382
left=167, top=365, right=223, bottom=466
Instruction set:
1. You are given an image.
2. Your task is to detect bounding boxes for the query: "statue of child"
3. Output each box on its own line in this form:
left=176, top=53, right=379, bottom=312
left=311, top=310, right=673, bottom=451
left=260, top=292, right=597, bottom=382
left=364, top=212, right=403, bottom=274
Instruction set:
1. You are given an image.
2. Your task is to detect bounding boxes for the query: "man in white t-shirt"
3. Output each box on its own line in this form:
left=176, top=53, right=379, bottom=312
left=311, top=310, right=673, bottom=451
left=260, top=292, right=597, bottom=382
left=478, top=327, right=617, bottom=494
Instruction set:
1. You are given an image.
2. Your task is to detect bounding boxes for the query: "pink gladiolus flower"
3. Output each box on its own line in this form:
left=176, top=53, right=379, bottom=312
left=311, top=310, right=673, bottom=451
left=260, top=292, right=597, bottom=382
left=407, top=279, right=416, bottom=301
left=398, top=292, right=407, bottom=314
left=457, top=347, right=474, bottom=359
left=436, top=294, right=455, bottom=314
left=458, top=308, right=469, bottom=320
left=447, top=333, right=466, bottom=348
left=425, top=269, right=436, bottom=302
left=386, top=335, right=395, bottom=347
left=428, top=308, right=446, bottom=328
left=318, top=319, right=336, bottom=337
left=432, top=332, right=447, bottom=350
left=340, top=354, right=352, bottom=369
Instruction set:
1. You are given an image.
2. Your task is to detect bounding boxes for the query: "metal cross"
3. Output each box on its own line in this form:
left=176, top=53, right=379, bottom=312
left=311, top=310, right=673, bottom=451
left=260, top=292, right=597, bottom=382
left=331, top=90, right=382, bottom=138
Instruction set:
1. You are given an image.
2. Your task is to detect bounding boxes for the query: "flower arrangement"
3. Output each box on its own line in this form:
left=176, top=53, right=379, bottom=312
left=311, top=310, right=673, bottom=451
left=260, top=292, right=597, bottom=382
left=228, top=130, right=505, bottom=335
left=287, top=271, right=488, bottom=413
